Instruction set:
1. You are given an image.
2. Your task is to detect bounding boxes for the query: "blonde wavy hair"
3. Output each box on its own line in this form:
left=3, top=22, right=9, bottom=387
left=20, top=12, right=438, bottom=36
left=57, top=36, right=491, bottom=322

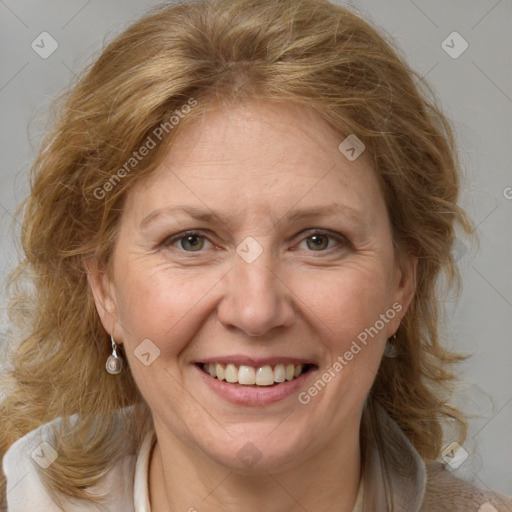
left=1, top=0, right=474, bottom=505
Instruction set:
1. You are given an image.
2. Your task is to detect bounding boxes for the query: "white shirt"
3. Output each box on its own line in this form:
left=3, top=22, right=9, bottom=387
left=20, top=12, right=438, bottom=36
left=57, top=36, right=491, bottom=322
left=2, top=420, right=364, bottom=512
left=4, top=401, right=510, bottom=511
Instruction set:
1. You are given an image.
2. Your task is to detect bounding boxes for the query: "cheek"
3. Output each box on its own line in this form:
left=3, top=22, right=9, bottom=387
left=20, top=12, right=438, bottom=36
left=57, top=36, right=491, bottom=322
left=293, top=265, right=394, bottom=414
left=296, top=260, right=394, bottom=340
left=113, top=259, right=224, bottom=354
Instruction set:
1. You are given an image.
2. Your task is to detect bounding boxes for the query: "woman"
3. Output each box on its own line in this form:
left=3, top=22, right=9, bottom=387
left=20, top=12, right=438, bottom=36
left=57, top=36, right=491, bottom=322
left=1, top=0, right=510, bottom=510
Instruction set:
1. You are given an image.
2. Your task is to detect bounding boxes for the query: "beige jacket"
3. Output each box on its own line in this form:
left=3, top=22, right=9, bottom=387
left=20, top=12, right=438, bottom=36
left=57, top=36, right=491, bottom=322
left=3, top=401, right=511, bottom=511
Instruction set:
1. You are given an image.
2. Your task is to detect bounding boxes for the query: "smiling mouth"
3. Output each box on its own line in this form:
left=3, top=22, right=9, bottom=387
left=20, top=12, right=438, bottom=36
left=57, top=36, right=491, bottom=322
left=198, top=362, right=316, bottom=387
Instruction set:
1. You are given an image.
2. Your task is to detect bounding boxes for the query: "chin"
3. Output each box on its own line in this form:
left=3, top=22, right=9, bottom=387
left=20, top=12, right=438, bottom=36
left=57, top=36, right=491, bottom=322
left=195, top=430, right=311, bottom=474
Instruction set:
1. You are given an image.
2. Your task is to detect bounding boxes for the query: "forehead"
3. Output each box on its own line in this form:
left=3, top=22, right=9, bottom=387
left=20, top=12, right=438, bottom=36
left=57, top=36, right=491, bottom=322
left=123, top=101, right=386, bottom=229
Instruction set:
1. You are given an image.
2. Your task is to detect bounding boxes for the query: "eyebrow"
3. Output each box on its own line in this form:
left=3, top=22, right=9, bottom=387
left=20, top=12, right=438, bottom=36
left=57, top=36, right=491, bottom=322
left=139, top=204, right=362, bottom=230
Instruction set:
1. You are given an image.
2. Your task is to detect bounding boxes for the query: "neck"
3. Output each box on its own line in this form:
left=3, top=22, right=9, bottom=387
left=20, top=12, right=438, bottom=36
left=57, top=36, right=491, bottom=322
left=149, top=418, right=362, bottom=512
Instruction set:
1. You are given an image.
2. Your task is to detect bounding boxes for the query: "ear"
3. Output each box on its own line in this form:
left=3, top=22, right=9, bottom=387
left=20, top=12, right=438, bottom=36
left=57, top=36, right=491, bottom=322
left=389, top=252, right=417, bottom=336
left=85, top=257, right=122, bottom=343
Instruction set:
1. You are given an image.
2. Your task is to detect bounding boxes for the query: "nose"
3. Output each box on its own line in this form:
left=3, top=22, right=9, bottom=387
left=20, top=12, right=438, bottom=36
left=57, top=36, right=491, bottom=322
left=216, top=248, right=296, bottom=337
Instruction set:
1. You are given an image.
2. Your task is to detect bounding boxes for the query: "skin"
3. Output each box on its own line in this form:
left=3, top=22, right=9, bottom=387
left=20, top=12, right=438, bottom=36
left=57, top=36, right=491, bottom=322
left=89, top=101, right=416, bottom=512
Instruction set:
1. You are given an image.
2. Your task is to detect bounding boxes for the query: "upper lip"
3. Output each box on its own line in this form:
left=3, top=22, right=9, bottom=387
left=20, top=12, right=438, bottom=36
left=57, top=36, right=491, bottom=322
left=196, top=355, right=317, bottom=367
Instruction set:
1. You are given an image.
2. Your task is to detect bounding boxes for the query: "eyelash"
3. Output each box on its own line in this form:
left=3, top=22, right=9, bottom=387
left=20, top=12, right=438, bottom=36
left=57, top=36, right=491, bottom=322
left=160, top=229, right=349, bottom=254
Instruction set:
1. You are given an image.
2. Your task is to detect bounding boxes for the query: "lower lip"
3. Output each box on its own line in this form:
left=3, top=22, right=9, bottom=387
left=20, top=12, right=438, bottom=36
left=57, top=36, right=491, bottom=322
left=195, top=365, right=314, bottom=406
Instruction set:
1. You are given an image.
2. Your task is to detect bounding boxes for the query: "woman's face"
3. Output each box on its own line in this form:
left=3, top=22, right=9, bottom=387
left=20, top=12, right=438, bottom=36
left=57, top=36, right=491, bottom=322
left=91, top=101, right=415, bottom=472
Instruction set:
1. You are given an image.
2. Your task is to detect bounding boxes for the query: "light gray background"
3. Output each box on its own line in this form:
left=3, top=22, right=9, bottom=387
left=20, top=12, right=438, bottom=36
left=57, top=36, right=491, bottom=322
left=1, top=0, right=511, bottom=497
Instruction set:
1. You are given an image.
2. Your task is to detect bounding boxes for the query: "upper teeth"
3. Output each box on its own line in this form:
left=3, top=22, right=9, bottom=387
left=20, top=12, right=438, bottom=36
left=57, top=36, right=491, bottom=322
left=202, top=363, right=305, bottom=386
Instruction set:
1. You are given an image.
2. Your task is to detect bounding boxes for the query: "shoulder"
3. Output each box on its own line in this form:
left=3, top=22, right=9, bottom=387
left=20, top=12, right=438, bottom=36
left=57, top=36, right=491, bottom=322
left=2, top=418, right=63, bottom=511
left=422, top=461, right=512, bottom=512
left=2, top=413, right=138, bottom=512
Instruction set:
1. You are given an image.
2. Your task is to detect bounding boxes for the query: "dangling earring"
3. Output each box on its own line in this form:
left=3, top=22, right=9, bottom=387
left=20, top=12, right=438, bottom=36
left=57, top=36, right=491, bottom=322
left=106, top=334, right=123, bottom=374
left=384, top=334, right=398, bottom=358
